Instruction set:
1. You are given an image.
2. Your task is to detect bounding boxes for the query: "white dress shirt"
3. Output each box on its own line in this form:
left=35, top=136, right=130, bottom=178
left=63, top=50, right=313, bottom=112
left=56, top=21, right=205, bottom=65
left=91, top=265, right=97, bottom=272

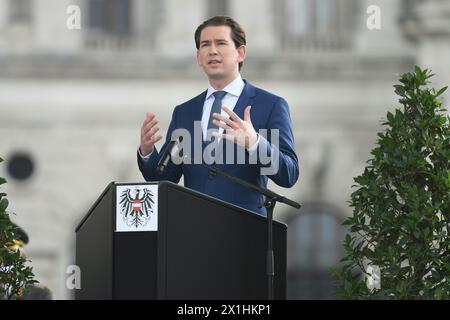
left=201, top=74, right=245, bottom=140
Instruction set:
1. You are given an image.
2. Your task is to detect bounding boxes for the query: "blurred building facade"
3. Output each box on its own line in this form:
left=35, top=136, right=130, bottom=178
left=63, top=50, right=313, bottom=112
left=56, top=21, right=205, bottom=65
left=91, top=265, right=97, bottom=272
left=0, top=0, right=448, bottom=299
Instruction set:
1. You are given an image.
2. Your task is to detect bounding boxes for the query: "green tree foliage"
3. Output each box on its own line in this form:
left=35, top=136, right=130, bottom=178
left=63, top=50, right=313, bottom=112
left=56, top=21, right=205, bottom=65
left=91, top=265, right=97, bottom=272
left=0, top=157, right=37, bottom=299
left=335, top=66, right=450, bottom=299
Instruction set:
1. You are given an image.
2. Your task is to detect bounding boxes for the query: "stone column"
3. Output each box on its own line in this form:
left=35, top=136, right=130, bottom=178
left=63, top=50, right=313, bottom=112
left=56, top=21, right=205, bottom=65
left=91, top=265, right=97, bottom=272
left=355, top=0, right=412, bottom=56
left=403, top=0, right=450, bottom=103
left=0, top=0, right=7, bottom=49
left=229, top=0, right=276, bottom=52
left=133, top=0, right=164, bottom=51
left=0, top=0, right=7, bottom=28
left=156, top=0, right=204, bottom=57
left=33, top=0, right=84, bottom=52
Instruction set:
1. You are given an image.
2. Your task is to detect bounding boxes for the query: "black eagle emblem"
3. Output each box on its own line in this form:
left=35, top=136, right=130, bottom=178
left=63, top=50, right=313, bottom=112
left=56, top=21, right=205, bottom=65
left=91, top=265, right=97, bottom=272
left=119, top=188, right=155, bottom=228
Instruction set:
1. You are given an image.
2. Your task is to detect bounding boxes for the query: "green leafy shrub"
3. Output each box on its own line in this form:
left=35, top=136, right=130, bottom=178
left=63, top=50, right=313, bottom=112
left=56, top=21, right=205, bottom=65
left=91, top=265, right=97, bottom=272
left=0, top=157, right=37, bottom=299
left=335, top=66, right=450, bottom=299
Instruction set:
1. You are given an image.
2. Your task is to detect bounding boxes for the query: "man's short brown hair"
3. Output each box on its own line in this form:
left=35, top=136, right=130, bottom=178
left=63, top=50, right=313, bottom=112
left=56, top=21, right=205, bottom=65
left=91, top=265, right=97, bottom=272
left=195, top=16, right=246, bottom=71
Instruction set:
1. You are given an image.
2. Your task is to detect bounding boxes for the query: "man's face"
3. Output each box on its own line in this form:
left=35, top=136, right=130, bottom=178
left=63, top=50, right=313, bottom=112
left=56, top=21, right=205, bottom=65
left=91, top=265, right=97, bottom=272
left=197, top=25, right=246, bottom=83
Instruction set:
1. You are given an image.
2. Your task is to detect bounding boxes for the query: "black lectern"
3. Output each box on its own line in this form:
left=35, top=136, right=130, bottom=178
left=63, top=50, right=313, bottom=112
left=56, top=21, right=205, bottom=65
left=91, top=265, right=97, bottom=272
left=75, top=181, right=287, bottom=300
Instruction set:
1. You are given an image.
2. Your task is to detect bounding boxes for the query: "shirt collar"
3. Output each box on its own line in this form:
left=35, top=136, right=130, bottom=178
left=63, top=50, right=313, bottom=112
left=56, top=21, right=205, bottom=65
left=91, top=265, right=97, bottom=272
left=206, top=74, right=245, bottom=100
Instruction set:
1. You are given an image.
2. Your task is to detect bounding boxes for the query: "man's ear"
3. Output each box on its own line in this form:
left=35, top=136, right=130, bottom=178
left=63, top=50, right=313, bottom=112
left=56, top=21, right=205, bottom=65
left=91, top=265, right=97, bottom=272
left=237, top=45, right=247, bottom=63
left=196, top=50, right=201, bottom=66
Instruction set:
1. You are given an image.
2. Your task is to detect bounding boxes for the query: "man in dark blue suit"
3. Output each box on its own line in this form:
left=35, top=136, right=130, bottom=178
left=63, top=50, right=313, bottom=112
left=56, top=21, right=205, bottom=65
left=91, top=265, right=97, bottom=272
left=137, top=16, right=299, bottom=216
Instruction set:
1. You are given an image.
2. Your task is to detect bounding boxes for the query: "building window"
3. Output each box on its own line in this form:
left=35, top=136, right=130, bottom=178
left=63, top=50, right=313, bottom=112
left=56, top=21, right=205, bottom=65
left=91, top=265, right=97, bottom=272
left=284, top=203, right=347, bottom=299
left=276, top=0, right=359, bottom=51
left=86, top=0, right=164, bottom=52
left=9, top=0, right=32, bottom=24
left=7, top=152, right=35, bottom=181
left=208, top=0, right=229, bottom=18
left=89, top=0, right=131, bottom=35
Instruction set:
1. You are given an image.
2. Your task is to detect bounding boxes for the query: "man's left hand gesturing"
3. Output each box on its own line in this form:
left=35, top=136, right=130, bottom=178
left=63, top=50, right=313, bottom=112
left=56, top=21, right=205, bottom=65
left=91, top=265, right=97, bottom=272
left=212, top=106, right=258, bottom=149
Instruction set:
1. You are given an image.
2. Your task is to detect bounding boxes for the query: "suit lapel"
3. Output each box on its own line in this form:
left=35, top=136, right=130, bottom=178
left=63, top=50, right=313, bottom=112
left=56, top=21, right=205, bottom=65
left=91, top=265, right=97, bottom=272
left=181, top=91, right=207, bottom=164
left=193, top=90, right=207, bottom=123
left=231, top=80, right=256, bottom=120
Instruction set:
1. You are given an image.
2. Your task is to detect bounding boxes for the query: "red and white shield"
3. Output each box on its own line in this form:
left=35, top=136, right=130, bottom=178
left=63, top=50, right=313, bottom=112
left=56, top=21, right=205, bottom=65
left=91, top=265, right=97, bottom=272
left=132, top=200, right=141, bottom=213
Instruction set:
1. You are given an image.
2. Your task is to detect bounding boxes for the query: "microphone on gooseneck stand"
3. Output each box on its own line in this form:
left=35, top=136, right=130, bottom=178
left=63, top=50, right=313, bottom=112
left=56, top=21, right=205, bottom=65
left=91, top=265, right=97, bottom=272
left=156, top=136, right=183, bottom=174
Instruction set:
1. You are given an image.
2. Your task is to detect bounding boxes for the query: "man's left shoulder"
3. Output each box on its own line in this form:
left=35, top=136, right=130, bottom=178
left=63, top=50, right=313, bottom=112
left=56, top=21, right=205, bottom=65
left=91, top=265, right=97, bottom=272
left=250, top=83, right=288, bottom=106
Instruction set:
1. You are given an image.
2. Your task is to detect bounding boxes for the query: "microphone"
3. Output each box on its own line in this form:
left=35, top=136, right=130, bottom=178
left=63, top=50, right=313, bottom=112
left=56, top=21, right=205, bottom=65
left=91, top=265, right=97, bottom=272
left=156, top=137, right=182, bottom=174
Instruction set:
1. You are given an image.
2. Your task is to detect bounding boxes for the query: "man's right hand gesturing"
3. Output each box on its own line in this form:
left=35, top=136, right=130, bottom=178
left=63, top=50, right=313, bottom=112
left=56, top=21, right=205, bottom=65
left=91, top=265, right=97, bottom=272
left=140, top=112, right=163, bottom=156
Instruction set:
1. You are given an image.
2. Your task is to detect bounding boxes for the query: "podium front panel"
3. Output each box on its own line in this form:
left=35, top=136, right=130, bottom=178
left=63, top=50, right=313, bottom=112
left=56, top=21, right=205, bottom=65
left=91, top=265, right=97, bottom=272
left=157, top=182, right=287, bottom=299
left=75, top=184, right=114, bottom=300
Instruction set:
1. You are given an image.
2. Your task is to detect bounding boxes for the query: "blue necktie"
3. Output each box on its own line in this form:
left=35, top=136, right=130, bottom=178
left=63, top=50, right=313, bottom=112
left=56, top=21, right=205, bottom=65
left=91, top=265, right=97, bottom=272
left=205, top=91, right=227, bottom=163
left=206, top=90, right=227, bottom=141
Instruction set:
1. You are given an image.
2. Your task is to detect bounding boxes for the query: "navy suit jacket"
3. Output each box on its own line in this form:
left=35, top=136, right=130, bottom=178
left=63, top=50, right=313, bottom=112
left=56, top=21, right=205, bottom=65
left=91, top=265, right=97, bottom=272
left=138, top=80, right=299, bottom=216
